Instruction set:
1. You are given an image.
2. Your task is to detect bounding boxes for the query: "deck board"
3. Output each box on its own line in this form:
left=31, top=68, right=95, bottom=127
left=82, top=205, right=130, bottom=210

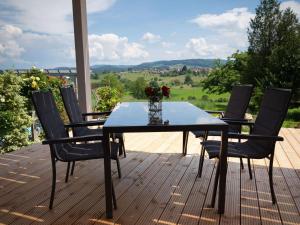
left=0, top=128, right=299, bottom=225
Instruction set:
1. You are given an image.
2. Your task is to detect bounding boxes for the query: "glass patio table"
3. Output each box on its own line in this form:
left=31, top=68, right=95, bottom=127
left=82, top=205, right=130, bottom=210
left=102, top=102, right=228, bottom=218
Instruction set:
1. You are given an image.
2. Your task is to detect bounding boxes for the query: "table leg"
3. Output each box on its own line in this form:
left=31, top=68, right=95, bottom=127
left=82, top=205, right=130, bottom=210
left=218, top=128, right=228, bottom=214
left=182, top=131, right=189, bottom=156
left=103, top=130, right=113, bottom=218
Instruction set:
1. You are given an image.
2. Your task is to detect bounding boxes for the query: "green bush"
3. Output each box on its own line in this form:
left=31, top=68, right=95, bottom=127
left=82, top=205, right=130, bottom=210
left=130, top=77, right=147, bottom=99
left=21, top=68, right=69, bottom=122
left=0, top=71, right=32, bottom=153
left=94, top=86, right=122, bottom=112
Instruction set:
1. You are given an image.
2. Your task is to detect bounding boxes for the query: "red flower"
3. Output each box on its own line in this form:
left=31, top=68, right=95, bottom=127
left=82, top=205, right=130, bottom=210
left=162, top=86, right=170, bottom=97
left=145, top=87, right=154, bottom=96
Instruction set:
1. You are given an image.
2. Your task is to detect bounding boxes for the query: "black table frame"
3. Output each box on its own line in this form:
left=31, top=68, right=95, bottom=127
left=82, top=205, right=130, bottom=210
left=103, top=121, right=228, bottom=218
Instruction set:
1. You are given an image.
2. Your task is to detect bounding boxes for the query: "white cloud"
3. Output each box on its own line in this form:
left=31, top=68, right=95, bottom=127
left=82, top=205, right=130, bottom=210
left=0, top=24, right=75, bottom=68
left=191, top=8, right=254, bottom=31
left=0, top=0, right=116, bottom=34
left=89, top=33, right=149, bottom=63
left=161, top=41, right=174, bottom=48
left=281, top=1, right=300, bottom=18
left=142, top=32, right=161, bottom=43
left=0, top=25, right=24, bottom=59
left=189, top=7, right=255, bottom=58
left=185, top=37, right=234, bottom=59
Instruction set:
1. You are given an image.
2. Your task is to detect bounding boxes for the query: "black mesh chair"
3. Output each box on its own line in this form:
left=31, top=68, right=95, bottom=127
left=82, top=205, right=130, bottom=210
left=203, top=88, right=291, bottom=206
left=59, top=86, right=126, bottom=179
left=193, top=85, right=253, bottom=177
left=32, top=90, right=119, bottom=209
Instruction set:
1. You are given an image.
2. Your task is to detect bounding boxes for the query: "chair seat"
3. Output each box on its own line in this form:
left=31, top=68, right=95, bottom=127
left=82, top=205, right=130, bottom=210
left=74, top=128, right=123, bottom=140
left=192, top=127, right=239, bottom=138
left=201, top=140, right=269, bottom=159
left=59, top=142, right=119, bottom=161
left=192, top=130, right=222, bottom=138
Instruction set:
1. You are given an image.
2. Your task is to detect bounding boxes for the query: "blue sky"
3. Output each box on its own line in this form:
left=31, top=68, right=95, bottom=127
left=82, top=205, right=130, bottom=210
left=0, top=0, right=299, bottom=69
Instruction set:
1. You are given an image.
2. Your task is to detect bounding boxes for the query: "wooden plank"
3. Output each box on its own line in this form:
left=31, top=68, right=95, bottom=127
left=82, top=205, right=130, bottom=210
left=115, top=133, right=190, bottom=225
left=198, top=159, right=220, bottom=225
left=219, top=158, right=241, bottom=225
left=287, top=128, right=300, bottom=145
left=132, top=154, right=194, bottom=224
left=281, top=129, right=300, bottom=160
left=116, top=154, right=184, bottom=225
left=270, top=157, right=300, bottom=225
left=275, top=141, right=300, bottom=214
left=240, top=159, right=261, bottom=225
left=155, top=157, right=199, bottom=224
left=253, top=158, right=282, bottom=225
left=176, top=155, right=215, bottom=225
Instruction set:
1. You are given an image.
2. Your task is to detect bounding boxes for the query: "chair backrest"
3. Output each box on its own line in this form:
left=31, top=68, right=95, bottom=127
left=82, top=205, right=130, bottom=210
left=32, top=90, right=67, bottom=140
left=59, top=85, right=83, bottom=123
left=224, top=85, right=253, bottom=119
left=249, top=88, right=292, bottom=153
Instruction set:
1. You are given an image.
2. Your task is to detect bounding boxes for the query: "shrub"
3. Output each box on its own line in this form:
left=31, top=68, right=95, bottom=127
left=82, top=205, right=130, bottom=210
left=94, top=86, right=122, bottom=112
left=187, top=96, right=196, bottom=100
left=201, top=95, right=209, bottom=101
left=21, top=68, right=69, bottom=122
left=0, top=71, right=32, bottom=153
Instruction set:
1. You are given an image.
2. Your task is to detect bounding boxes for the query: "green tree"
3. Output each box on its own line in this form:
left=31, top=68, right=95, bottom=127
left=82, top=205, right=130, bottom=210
left=100, top=73, right=124, bottom=94
left=131, top=77, right=147, bottom=99
left=270, top=8, right=300, bottom=104
left=247, top=0, right=300, bottom=108
left=184, top=75, right=193, bottom=85
left=0, top=71, right=32, bottom=153
left=203, top=53, right=249, bottom=93
left=247, top=0, right=281, bottom=85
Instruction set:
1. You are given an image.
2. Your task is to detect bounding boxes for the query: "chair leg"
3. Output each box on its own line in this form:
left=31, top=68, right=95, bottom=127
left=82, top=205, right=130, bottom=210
left=122, top=137, right=126, bottom=158
left=240, top=158, right=244, bottom=170
left=65, top=162, right=70, bottom=183
left=211, top=160, right=220, bottom=207
left=247, top=158, right=253, bottom=180
left=70, top=161, right=75, bottom=176
left=119, top=136, right=126, bottom=158
left=182, top=131, right=189, bottom=156
left=49, top=156, right=57, bottom=209
left=116, top=158, right=122, bottom=178
left=112, top=182, right=117, bottom=209
left=269, top=155, right=277, bottom=204
left=198, top=145, right=206, bottom=177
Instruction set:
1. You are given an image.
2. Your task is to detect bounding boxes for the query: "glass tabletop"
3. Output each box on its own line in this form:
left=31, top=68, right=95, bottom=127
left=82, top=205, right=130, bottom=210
left=103, top=102, right=227, bottom=128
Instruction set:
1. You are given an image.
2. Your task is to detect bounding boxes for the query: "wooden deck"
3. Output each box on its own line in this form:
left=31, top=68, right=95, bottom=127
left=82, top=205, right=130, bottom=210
left=0, top=128, right=299, bottom=225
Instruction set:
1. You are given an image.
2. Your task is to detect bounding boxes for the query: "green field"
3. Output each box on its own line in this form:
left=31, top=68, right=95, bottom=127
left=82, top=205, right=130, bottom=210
left=121, top=87, right=229, bottom=111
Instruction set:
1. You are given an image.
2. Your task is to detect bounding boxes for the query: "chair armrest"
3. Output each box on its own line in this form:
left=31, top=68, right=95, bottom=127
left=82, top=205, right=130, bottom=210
left=82, top=111, right=111, bottom=117
left=42, top=135, right=103, bottom=145
left=222, top=117, right=250, bottom=122
left=206, top=110, right=224, bottom=115
left=65, top=120, right=105, bottom=128
left=228, top=133, right=284, bottom=141
left=222, top=118, right=255, bottom=127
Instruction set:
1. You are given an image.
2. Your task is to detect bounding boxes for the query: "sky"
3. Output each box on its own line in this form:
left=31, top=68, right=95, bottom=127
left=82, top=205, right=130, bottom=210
left=0, top=0, right=299, bottom=69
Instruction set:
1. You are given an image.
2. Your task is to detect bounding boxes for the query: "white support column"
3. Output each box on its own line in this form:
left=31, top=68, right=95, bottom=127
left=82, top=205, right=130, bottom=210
left=72, top=0, right=91, bottom=113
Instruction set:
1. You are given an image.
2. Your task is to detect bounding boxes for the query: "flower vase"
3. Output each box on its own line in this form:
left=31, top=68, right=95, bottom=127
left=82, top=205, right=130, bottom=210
left=148, top=98, right=162, bottom=124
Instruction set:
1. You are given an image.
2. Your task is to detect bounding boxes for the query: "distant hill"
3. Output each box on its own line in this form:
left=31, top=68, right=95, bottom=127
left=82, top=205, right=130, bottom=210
left=91, top=58, right=225, bottom=73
